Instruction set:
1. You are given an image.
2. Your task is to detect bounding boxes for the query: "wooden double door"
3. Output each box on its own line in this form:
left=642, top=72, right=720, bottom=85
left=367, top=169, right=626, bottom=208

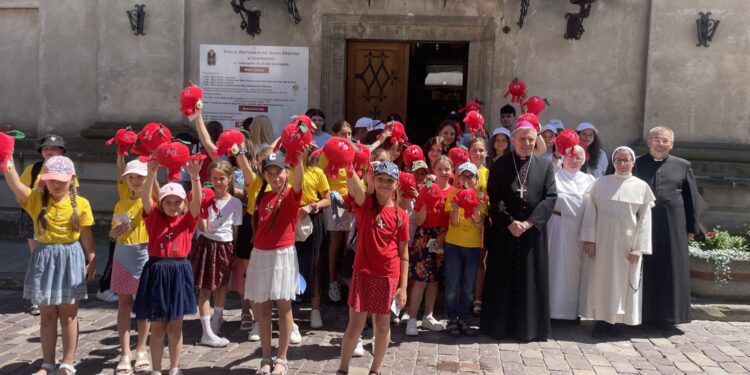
left=345, top=41, right=410, bottom=123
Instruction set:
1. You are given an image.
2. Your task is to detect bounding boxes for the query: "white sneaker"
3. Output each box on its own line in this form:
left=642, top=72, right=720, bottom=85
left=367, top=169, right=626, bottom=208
left=328, top=281, right=342, bottom=302
left=290, top=323, right=302, bottom=344
left=391, top=312, right=400, bottom=325
left=400, top=308, right=410, bottom=322
left=96, top=290, right=118, bottom=303
left=405, top=318, right=418, bottom=336
left=248, top=322, right=260, bottom=342
left=353, top=337, right=364, bottom=357
left=310, top=309, right=323, bottom=329
left=421, top=314, right=444, bottom=331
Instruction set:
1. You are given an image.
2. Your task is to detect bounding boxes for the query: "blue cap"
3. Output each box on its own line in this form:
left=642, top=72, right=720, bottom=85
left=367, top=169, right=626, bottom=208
left=457, top=162, right=478, bottom=176
left=373, top=161, right=399, bottom=179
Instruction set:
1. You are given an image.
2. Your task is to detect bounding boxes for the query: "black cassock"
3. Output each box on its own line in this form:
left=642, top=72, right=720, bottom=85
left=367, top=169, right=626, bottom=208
left=634, top=154, right=705, bottom=325
left=481, top=153, right=557, bottom=341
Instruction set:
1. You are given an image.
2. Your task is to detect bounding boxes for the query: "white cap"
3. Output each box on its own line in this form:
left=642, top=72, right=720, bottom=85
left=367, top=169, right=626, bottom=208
left=457, top=162, right=478, bottom=176
left=576, top=122, right=598, bottom=133
left=355, top=117, right=373, bottom=130
left=491, top=127, right=512, bottom=139
left=549, top=118, right=564, bottom=130
left=121, top=159, right=148, bottom=177
left=541, top=124, right=558, bottom=135
left=159, top=182, right=187, bottom=202
left=372, top=120, right=385, bottom=131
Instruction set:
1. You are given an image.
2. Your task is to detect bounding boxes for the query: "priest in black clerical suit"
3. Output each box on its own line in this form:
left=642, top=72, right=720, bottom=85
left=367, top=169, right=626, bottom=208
left=634, top=127, right=705, bottom=329
left=481, top=122, right=557, bottom=342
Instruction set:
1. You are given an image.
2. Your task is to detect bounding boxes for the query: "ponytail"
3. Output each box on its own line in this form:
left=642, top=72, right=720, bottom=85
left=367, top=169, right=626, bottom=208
left=69, top=182, right=81, bottom=232
left=36, top=187, right=50, bottom=235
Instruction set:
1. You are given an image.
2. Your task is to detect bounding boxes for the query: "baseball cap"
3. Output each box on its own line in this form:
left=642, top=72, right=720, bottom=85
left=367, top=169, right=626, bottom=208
left=541, top=124, right=558, bottom=135
left=40, top=156, right=76, bottom=182
left=159, top=182, right=187, bottom=202
left=373, top=161, right=399, bottom=179
left=491, top=127, right=512, bottom=139
left=576, top=122, right=598, bottom=133
left=262, top=152, right=288, bottom=171
left=372, top=120, right=385, bottom=131
left=37, top=134, right=66, bottom=154
left=549, top=119, right=565, bottom=130
left=121, top=159, right=148, bottom=177
left=411, top=160, right=429, bottom=172
left=457, top=162, right=478, bottom=176
left=355, top=117, right=373, bottom=130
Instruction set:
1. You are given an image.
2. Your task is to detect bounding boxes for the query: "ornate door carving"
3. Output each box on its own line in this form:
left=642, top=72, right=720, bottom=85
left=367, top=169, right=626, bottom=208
left=345, top=41, right=409, bottom=123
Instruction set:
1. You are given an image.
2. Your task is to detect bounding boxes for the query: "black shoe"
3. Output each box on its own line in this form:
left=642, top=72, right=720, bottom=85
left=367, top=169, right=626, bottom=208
left=606, top=323, right=622, bottom=337
left=446, top=320, right=461, bottom=337
left=591, top=321, right=609, bottom=338
left=459, top=320, right=477, bottom=337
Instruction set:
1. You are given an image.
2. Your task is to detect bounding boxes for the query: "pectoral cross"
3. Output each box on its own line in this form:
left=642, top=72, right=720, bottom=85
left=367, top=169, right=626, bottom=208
left=517, top=186, right=527, bottom=199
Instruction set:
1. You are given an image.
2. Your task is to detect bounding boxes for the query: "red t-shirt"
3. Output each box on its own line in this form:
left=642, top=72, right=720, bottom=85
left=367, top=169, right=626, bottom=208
left=143, top=209, right=198, bottom=258
left=253, top=187, right=302, bottom=250
left=420, top=185, right=454, bottom=229
left=351, top=194, right=409, bottom=277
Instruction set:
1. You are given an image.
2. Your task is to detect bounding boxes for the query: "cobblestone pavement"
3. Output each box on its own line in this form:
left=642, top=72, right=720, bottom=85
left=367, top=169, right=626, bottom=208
left=1, top=290, right=749, bottom=375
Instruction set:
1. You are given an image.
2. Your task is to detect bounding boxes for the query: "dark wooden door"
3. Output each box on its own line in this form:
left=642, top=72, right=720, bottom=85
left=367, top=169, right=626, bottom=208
left=345, top=41, right=410, bottom=123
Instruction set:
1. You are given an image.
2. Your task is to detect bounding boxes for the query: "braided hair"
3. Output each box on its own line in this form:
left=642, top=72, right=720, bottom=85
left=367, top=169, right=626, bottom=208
left=68, top=180, right=81, bottom=232
left=36, top=187, right=50, bottom=235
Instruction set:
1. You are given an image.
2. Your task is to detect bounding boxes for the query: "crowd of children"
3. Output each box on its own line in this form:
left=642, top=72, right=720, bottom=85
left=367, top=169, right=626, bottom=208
left=2, top=95, right=615, bottom=374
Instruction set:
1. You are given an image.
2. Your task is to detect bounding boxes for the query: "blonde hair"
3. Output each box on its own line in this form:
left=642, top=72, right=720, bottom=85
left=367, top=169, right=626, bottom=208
left=208, top=160, right=235, bottom=196
left=37, top=179, right=80, bottom=236
left=250, top=115, right=275, bottom=146
left=433, top=155, right=454, bottom=170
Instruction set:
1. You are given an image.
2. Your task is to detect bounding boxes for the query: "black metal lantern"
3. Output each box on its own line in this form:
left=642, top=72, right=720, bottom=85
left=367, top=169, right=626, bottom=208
left=517, top=0, right=530, bottom=29
left=231, top=0, right=262, bottom=37
left=564, top=0, right=595, bottom=40
left=696, top=12, right=720, bottom=47
left=126, top=4, right=146, bottom=36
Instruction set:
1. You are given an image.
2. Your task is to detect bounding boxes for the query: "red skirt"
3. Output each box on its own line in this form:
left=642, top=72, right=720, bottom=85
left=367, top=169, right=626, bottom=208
left=348, top=270, right=399, bottom=315
left=189, top=235, right=235, bottom=290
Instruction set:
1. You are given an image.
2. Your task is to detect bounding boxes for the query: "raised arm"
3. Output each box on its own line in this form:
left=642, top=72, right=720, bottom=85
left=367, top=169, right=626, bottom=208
left=2, top=161, right=31, bottom=203
left=116, top=154, right=126, bottom=181
left=346, top=167, right=366, bottom=206
left=235, top=152, right=256, bottom=188
left=194, top=113, right=219, bottom=162
left=187, top=158, right=203, bottom=218
left=141, top=160, right=159, bottom=215
left=292, top=147, right=309, bottom=194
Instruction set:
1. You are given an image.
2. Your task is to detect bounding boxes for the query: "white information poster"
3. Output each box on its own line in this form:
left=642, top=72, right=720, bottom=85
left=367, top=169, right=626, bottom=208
left=199, top=44, right=309, bottom=136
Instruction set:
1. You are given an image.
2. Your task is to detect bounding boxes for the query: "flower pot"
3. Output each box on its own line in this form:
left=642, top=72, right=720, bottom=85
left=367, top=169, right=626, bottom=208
left=689, top=254, right=750, bottom=302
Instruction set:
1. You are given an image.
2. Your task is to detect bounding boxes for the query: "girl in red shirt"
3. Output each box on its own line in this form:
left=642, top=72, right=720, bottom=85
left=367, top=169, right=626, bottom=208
left=134, top=159, right=203, bottom=375
left=245, top=150, right=305, bottom=375
left=337, top=161, right=409, bottom=375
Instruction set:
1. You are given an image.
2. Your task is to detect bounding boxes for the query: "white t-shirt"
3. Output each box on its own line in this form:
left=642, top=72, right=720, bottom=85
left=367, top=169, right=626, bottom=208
left=199, top=196, right=243, bottom=242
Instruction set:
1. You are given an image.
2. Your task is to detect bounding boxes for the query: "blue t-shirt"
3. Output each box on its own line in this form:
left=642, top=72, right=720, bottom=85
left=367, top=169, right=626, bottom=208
left=312, top=132, right=332, bottom=147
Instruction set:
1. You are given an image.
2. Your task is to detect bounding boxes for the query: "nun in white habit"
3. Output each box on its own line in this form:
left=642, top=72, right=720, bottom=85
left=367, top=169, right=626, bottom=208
left=547, top=145, right=596, bottom=320
left=578, top=146, right=655, bottom=337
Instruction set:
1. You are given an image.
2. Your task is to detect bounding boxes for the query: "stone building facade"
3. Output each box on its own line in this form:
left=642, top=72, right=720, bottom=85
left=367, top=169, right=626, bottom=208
left=0, top=0, right=748, bottom=233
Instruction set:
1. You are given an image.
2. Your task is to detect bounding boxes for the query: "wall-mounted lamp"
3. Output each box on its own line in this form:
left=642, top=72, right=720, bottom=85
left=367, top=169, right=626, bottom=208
left=286, top=0, right=301, bottom=24
left=696, top=12, right=719, bottom=47
left=231, top=0, right=261, bottom=37
left=564, top=0, right=595, bottom=40
left=126, top=4, right=146, bottom=36
left=517, top=0, right=530, bottom=29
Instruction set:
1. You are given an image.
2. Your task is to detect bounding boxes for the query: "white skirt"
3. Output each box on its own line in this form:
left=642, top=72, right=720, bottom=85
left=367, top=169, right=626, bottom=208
left=245, top=245, right=300, bottom=303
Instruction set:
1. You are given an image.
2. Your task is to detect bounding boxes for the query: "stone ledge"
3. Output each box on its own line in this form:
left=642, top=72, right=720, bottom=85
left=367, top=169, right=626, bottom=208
left=691, top=300, right=750, bottom=322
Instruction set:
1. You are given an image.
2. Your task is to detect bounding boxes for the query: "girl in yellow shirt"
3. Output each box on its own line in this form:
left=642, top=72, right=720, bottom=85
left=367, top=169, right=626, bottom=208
left=468, top=137, right=490, bottom=316
left=2, top=155, right=95, bottom=375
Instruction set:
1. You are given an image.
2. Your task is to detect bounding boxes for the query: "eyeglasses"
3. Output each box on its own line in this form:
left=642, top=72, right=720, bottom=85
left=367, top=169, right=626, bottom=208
left=613, top=159, right=633, bottom=165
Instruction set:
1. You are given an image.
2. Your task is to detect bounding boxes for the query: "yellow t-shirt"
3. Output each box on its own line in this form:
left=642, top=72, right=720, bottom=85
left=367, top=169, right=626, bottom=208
left=117, top=178, right=132, bottom=202
left=111, top=181, right=148, bottom=245
left=22, top=189, right=94, bottom=244
left=319, top=155, right=348, bottom=196
left=444, top=189, right=488, bottom=248
left=20, top=163, right=79, bottom=188
left=289, top=166, right=330, bottom=206
left=477, top=166, right=489, bottom=196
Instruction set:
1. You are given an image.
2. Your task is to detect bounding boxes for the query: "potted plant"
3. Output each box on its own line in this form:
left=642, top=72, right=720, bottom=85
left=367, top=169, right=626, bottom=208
left=689, top=227, right=750, bottom=301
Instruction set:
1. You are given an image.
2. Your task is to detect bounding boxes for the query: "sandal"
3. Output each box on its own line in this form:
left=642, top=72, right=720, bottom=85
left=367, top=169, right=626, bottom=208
left=271, top=357, right=288, bottom=375
left=368, top=371, right=381, bottom=375
left=116, top=354, right=133, bottom=375
left=240, top=314, right=254, bottom=330
left=459, top=320, right=477, bottom=337
left=57, top=363, right=76, bottom=375
left=134, top=351, right=151, bottom=373
left=32, top=363, right=56, bottom=375
left=446, top=320, right=461, bottom=337
left=257, top=357, right=273, bottom=375
left=168, top=368, right=182, bottom=375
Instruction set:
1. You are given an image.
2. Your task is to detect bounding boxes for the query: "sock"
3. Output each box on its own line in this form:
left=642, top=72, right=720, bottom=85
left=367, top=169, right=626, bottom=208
left=200, top=315, right=217, bottom=340
left=213, top=307, right=224, bottom=319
